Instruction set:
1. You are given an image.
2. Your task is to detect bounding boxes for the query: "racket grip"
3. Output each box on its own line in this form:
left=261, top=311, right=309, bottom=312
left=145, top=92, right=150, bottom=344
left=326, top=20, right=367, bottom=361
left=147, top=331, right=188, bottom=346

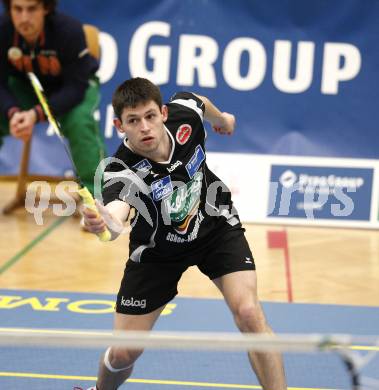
left=78, top=187, right=112, bottom=242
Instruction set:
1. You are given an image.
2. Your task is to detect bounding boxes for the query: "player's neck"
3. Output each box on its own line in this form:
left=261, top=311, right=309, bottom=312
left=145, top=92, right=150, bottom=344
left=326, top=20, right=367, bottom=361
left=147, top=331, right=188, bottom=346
left=149, top=129, right=172, bottom=163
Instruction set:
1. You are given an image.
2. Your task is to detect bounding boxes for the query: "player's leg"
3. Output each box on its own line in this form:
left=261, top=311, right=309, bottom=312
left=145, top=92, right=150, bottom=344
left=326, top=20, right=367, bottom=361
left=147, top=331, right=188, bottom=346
left=198, top=228, right=286, bottom=390
left=95, top=306, right=165, bottom=390
left=59, top=77, right=106, bottom=195
left=93, top=259, right=186, bottom=389
left=213, top=270, right=286, bottom=390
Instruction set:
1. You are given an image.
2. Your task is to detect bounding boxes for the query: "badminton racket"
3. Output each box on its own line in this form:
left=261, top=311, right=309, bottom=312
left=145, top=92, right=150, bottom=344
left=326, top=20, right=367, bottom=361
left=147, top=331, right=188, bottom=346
left=27, top=72, right=111, bottom=242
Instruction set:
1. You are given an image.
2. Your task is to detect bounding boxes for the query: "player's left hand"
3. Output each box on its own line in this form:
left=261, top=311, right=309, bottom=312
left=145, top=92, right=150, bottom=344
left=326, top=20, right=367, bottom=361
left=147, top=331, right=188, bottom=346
left=212, top=112, right=235, bottom=136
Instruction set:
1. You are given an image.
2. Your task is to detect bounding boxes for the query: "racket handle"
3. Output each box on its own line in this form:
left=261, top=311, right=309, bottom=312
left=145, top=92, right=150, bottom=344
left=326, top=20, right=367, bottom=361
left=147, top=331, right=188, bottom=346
left=78, top=187, right=112, bottom=242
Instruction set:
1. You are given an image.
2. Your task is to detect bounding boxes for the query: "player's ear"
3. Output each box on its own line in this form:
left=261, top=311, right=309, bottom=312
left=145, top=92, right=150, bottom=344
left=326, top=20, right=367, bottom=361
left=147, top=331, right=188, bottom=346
left=161, top=105, right=168, bottom=122
left=113, top=118, right=125, bottom=133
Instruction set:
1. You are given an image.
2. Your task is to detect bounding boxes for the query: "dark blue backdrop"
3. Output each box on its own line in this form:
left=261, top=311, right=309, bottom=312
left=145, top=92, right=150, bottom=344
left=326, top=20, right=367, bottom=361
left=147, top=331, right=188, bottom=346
left=1, top=0, right=378, bottom=175
left=60, top=0, right=379, bottom=158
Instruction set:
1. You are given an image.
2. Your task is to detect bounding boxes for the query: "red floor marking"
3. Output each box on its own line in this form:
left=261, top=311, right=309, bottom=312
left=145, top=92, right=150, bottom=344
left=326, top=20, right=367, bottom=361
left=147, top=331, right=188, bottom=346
left=267, top=230, right=293, bottom=302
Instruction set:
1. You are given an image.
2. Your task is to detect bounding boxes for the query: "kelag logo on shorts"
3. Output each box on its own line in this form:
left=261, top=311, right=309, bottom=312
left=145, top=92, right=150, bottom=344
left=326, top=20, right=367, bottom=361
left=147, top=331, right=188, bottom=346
left=267, top=165, right=373, bottom=220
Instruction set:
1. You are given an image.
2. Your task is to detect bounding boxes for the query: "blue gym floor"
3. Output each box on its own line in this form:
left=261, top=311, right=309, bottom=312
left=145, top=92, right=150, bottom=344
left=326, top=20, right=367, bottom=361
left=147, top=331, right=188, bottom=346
left=0, top=289, right=378, bottom=389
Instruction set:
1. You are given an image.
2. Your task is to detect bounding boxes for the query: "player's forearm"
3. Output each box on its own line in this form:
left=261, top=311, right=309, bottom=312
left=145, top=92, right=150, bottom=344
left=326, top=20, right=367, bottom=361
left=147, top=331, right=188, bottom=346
left=194, top=94, right=224, bottom=127
left=105, top=214, right=123, bottom=241
left=194, top=93, right=235, bottom=136
left=104, top=200, right=130, bottom=240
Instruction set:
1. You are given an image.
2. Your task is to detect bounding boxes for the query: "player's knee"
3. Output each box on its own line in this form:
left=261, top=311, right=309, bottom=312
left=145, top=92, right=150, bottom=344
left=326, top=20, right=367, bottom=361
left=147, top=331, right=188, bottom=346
left=234, top=302, right=267, bottom=333
left=106, top=347, right=143, bottom=370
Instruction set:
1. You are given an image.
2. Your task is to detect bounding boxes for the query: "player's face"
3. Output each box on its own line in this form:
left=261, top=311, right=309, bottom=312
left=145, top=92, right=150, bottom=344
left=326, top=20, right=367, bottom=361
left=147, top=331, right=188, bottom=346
left=10, top=0, right=48, bottom=44
left=116, top=100, right=168, bottom=158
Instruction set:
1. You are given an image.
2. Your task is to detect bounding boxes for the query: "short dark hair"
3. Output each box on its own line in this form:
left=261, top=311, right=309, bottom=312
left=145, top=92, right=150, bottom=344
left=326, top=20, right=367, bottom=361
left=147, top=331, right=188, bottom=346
left=2, top=0, right=58, bottom=14
left=112, top=77, right=163, bottom=119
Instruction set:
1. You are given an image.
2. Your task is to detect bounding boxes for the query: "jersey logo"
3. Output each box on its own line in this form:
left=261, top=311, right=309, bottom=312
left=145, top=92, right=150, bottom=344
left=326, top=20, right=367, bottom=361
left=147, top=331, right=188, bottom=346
left=176, top=124, right=192, bottom=145
left=186, top=145, right=205, bottom=178
left=164, top=171, right=202, bottom=225
left=151, top=175, right=173, bottom=201
left=133, top=159, right=152, bottom=172
left=167, top=160, right=183, bottom=173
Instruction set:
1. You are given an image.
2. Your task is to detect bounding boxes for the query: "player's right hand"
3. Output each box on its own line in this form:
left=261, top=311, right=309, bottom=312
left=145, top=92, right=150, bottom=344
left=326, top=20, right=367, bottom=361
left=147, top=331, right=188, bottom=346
left=212, top=112, right=235, bottom=136
left=81, top=201, right=124, bottom=237
left=81, top=204, right=109, bottom=234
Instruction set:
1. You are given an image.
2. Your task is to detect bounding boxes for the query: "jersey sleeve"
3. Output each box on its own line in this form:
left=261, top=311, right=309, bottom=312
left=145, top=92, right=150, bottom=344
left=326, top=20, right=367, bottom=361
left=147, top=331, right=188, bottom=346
left=102, top=159, right=134, bottom=206
left=169, top=92, right=205, bottom=121
left=102, top=157, right=152, bottom=212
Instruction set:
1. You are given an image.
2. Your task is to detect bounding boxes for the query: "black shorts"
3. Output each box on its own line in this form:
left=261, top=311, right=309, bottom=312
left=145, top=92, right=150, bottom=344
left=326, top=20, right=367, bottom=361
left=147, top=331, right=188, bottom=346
left=116, top=227, right=255, bottom=315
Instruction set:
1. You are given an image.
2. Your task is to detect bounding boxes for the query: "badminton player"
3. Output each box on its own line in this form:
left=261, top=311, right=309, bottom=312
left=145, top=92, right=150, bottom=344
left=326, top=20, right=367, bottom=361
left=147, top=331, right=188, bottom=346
left=81, top=77, right=287, bottom=390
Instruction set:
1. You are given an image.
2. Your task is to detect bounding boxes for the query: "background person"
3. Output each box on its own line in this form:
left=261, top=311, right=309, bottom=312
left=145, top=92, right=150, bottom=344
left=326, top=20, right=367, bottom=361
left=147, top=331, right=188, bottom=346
left=0, top=0, right=106, bottom=195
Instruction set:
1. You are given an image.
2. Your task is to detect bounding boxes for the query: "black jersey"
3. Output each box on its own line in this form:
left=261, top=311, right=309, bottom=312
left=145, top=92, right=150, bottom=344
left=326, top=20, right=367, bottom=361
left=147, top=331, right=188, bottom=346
left=102, top=92, right=241, bottom=262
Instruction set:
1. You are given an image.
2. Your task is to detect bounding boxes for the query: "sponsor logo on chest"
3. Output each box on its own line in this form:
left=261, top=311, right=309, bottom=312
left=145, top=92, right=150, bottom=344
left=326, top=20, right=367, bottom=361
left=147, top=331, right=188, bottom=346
left=165, top=210, right=205, bottom=243
left=133, top=159, right=152, bottom=172
left=186, top=145, right=205, bottom=178
left=164, top=171, right=203, bottom=222
left=151, top=175, right=173, bottom=201
left=176, top=124, right=192, bottom=145
left=167, top=160, right=183, bottom=173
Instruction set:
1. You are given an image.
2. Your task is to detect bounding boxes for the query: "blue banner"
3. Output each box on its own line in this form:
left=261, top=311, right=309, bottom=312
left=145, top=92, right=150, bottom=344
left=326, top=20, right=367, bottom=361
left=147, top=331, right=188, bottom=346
left=1, top=0, right=379, bottom=176
left=268, top=165, right=373, bottom=221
